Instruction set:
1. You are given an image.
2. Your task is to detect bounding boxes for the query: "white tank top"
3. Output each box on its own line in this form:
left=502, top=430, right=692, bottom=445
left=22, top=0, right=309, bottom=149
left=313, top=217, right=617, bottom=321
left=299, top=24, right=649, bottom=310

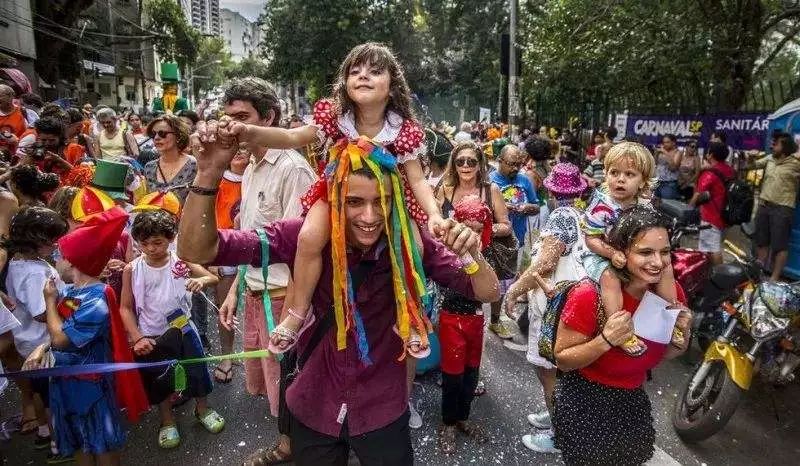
left=130, top=252, right=193, bottom=336
left=99, top=128, right=127, bottom=160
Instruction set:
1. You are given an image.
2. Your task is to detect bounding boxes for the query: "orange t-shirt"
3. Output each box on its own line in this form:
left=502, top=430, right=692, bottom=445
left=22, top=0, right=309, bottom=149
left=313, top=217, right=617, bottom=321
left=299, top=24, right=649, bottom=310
left=215, top=171, right=242, bottom=229
left=0, top=106, right=27, bottom=137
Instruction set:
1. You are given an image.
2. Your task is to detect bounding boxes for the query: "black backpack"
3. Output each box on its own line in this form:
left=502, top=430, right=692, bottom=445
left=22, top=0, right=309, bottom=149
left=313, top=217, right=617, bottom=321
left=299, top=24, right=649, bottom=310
left=705, top=169, right=754, bottom=226
left=538, top=278, right=606, bottom=364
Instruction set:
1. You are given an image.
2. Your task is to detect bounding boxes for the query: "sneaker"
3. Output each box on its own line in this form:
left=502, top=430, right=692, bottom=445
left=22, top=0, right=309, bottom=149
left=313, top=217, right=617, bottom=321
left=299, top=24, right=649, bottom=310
left=527, top=410, right=551, bottom=429
left=489, top=322, right=514, bottom=339
left=522, top=430, right=560, bottom=454
left=46, top=453, right=74, bottom=464
left=408, top=401, right=422, bottom=429
left=35, top=434, right=51, bottom=450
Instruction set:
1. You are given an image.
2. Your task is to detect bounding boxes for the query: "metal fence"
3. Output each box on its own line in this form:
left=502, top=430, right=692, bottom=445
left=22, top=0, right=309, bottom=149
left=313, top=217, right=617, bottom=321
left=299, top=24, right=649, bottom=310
left=415, top=92, right=496, bottom=127
left=529, top=78, right=800, bottom=130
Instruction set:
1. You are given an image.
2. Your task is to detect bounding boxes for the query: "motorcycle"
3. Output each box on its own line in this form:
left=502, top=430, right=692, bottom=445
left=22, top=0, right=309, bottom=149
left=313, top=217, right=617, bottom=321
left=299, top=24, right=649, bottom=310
left=671, top=227, right=761, bottom=350
left=672, top=244, right=800, bottom=442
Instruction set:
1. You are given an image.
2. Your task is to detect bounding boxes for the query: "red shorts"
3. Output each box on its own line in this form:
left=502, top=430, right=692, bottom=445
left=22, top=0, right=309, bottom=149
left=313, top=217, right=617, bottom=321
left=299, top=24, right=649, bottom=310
left=439, top=311, right=484, bottom=375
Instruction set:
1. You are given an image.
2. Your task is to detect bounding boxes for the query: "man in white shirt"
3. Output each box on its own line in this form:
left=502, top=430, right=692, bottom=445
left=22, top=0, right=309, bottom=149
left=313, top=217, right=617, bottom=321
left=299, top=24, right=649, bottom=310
left=215, top=77, right=316, bottom=465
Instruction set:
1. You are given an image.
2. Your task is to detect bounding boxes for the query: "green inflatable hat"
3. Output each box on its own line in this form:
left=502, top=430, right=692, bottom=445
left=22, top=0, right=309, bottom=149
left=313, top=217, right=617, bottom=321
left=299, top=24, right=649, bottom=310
left=91, top=159, right=129, bottom=201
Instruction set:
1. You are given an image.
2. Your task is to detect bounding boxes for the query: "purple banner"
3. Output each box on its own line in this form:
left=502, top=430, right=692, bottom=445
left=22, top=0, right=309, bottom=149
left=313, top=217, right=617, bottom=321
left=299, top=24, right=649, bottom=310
left=624, top=113, right=769, bottom=150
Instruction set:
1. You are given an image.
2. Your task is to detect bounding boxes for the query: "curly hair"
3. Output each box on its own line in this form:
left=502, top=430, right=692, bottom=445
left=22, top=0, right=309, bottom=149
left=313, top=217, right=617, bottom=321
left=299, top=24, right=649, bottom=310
left=222, top=77, right=281, bottom=126
left=146, top=114, right=190, bottom=151
left=524, top=136, right=552, bottom=162
left=10, top=165, right=60, bottom=202
left=331, top=42, right=415, bottom=123
left=0, top=206, right=68, bottom=255
left=131, top=209, right=178, bottom=242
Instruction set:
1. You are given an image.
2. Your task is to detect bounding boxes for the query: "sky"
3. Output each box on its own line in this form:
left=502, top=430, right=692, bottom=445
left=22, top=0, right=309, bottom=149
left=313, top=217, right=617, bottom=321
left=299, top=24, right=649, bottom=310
left=220, top=0, right=264, bottom=22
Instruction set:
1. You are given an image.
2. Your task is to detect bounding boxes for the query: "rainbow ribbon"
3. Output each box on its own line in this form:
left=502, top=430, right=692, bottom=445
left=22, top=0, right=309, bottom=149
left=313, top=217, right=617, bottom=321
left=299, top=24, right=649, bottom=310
left=325, top=136, right=431, bottom=364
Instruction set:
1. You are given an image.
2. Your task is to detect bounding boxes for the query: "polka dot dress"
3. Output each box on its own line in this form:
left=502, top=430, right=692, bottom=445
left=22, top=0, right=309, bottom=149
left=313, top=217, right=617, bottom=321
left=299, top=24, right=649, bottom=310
left=299, top=99, right=429, bottom=227
left=553, top=371, right=655, bottom=466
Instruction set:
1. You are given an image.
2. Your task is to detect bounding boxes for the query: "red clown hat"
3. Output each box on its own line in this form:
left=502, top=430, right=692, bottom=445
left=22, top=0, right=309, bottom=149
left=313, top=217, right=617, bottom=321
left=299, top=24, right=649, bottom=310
left=72, top=186, right=115, bottom=221
left=58, top=206, right=128, bottom=277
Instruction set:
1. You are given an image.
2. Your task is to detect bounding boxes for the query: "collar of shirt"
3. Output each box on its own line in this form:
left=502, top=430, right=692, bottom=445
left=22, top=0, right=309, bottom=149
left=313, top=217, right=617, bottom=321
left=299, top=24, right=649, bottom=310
left=346, top=237, right=387, bottom=263
left=338, top=110, right=403, bottom=143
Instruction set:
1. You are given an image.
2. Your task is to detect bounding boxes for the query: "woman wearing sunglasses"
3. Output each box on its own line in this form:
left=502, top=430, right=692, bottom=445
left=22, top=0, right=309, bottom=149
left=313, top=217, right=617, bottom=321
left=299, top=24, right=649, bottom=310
left=143, top=114, right=195, bottom=204
left=432, top=141, right=512, bottom=452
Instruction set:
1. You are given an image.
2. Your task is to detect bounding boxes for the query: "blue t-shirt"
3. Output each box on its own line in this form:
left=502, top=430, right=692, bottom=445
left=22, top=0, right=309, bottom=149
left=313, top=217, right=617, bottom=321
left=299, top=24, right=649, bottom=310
left=489, top=171, right=539, bottom=243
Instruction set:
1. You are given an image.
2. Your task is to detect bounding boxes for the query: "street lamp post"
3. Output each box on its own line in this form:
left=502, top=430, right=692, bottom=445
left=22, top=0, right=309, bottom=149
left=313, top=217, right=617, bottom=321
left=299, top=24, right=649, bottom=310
left=187, top=59, right=222, bottom=108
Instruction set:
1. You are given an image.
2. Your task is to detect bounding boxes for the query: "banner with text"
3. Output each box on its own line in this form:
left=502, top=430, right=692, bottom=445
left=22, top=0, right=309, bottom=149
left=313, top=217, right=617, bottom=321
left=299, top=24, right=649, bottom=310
left=623, top=113, right=770, bottom=150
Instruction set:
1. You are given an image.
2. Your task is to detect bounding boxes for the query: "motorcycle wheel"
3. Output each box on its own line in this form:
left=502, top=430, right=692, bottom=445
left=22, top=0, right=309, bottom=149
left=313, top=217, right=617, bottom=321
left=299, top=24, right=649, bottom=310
left=672, top=360, right=743, bottom=442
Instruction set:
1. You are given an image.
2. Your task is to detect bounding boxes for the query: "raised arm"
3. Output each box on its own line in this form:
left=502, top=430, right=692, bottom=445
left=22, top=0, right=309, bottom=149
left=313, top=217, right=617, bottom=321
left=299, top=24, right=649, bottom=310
left=179, top=120, right=240, bottom=263
left=220, top=116, right=318, bottom=150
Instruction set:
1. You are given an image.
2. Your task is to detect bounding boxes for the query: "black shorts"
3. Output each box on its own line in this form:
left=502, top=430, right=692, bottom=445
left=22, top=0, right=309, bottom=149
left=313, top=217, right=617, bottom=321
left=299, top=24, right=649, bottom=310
left=134, top=327, right=212, bottom=405
left=291, top=411, right=413, bottom=466
left=754, top=202, right=795, bottom=252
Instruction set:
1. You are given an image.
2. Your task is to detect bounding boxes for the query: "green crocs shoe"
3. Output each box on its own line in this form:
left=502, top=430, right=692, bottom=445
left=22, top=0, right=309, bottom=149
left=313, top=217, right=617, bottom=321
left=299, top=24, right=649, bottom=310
left=158, top=424, right=180, bottom=449
left=196, top=408, right=225, bottom=434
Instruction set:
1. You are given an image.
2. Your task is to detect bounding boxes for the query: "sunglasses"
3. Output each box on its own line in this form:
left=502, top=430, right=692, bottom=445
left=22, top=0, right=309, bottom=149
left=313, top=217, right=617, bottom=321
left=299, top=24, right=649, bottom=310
left=455, top=157, right=479, bottom=168
left=150, top=130, right=175, bottom=139
left=501, top=159, right=523, bottom=168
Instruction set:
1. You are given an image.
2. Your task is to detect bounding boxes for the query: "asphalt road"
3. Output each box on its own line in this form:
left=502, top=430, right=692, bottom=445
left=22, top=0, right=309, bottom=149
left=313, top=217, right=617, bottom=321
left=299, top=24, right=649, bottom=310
left=3, top=311, right=800, bottom=466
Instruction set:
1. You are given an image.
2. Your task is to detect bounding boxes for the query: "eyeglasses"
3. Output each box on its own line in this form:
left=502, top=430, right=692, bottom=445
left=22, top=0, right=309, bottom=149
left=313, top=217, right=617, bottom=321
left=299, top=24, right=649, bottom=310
left=455, top=158, right=479, bottom=168
left=150, top=130, right=175, bottom=139
left=501, top=159, right=523, bottom=168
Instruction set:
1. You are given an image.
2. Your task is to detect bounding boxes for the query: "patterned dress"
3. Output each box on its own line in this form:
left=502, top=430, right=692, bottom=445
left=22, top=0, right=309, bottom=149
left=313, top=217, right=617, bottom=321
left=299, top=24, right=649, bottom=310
left=300, top=99, right=429, bottom=224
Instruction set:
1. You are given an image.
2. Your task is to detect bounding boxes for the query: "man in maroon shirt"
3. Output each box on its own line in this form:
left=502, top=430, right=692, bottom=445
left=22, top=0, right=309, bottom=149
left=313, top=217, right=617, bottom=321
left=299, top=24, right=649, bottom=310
left=178, top=123, right=501, bottom=465
left=689, top=141, right=736, bottom=265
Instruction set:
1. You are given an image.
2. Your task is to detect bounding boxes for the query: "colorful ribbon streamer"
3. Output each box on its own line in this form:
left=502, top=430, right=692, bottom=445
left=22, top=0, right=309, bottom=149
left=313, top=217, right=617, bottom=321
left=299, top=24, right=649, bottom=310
left=325, top=136, right=431, bottom=363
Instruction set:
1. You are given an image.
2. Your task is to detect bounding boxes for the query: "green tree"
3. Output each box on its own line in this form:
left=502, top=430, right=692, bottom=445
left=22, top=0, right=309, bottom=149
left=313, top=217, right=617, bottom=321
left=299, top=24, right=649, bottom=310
left=522, top=0, right=800, bottom=116
left=192, top=36, right=234, bottom=99
left=257, top=0, right=507, bottom=116
left=225, top=56, right=271, bottom=80
left=143, top=0, right=201, bottom=69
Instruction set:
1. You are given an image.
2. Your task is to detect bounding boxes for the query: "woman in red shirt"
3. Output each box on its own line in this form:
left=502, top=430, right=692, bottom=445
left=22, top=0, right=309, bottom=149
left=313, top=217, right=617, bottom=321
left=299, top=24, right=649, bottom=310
left=553, top=205, right=692, bottom=465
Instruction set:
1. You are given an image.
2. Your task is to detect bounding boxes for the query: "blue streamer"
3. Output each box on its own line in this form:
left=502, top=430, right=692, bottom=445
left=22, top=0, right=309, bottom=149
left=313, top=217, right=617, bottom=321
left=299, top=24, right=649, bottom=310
left=0, top=360, right=176, bottom=379
left=346, top=268, right=372, bottom=365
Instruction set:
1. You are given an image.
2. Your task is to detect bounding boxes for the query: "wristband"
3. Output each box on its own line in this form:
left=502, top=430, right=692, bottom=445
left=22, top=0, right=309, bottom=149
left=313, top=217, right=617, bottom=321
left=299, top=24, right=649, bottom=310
left=190, top=185, right=219, bottom=196
left=600, top=331, right=615, bottom=348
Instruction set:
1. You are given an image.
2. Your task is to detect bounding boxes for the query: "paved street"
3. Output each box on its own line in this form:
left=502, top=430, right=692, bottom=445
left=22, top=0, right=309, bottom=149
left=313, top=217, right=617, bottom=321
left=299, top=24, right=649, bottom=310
left=3, top=308, right=800, bottom=465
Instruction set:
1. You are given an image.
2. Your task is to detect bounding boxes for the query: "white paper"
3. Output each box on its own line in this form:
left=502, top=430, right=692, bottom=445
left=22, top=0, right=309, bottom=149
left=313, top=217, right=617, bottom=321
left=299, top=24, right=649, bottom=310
left=632, top=291, right=680, bottom=344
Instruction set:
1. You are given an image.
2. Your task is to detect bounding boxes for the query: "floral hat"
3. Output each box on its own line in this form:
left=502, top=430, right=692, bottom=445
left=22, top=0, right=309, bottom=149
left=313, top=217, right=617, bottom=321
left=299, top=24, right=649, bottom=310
left=543, top=162, right=587, bottom=196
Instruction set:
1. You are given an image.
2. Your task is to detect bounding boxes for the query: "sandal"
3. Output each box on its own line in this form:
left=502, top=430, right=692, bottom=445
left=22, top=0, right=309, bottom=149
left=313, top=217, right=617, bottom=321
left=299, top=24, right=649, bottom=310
left=438, top=425, right=457, bottom=455
left=158, top=424, right=180, bottom=449
left=196, top=408, right=225, bottom=434
left=392, top=326, right=431, bottom=359
left=213, top=364, right=234, bottom=383
left=242, top=444, right=293, bottom=466
left=268, top=308, right=316, bottom=355
left=19, top=417, right=38, bottom=435
left=456, top=420, right=489, bottom=443
left=620, top=336, right=647, bottom=357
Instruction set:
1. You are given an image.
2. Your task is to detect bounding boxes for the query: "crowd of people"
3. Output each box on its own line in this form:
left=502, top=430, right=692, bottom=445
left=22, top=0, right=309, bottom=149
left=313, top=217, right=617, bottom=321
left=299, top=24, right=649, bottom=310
left=0, top=40, right=798, bottom=466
